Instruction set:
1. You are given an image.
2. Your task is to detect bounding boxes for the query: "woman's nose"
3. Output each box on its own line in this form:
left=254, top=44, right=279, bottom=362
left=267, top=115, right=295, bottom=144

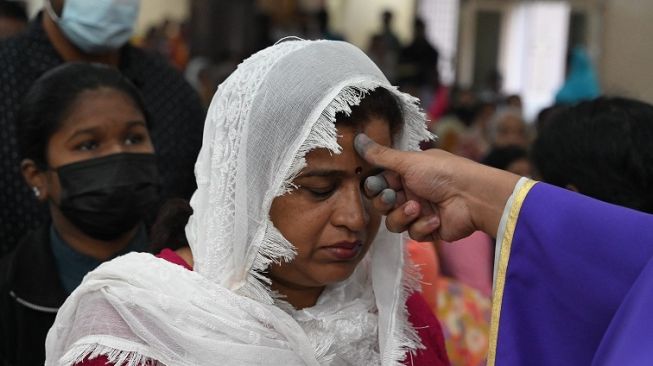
left=331, top=184, right=368, bottom=232
left=106, top=142, right=127, bottom=155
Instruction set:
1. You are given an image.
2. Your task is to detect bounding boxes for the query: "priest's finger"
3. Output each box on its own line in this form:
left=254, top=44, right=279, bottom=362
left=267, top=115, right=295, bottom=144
left=385, top=200, right=421, bottom=233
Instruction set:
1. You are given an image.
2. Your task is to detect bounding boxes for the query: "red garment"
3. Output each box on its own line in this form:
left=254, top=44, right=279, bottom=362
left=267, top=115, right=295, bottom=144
left=76, top=250, right=449, bottom=366
left=406, top=291, right=451, bottom=366
left=426, top=85, right=450, bottom=126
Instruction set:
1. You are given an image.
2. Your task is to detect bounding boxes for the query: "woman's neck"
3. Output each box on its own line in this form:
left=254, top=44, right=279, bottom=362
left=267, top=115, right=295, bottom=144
left=50, top=206, right=139, bottom=261
left=42, top=11, right=120, bottom=66
left=270, top=276, right=325, bottom=310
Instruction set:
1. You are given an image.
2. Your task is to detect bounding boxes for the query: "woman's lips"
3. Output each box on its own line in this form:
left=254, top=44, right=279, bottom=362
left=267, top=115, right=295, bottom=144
left=321, top=241, right=363, bottom=260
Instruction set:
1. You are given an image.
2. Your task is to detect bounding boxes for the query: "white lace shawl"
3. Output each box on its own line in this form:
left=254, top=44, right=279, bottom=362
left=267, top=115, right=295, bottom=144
left=45, top=40, right=432, bottom=366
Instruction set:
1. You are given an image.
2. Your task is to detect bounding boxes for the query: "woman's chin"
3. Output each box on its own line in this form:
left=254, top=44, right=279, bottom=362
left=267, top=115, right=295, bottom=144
left=315, top=263, right=359, bottom=285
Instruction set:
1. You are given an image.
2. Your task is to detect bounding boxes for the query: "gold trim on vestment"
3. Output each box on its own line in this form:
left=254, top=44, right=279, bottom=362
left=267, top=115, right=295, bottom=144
left=487, top=179, right=537, bottom=366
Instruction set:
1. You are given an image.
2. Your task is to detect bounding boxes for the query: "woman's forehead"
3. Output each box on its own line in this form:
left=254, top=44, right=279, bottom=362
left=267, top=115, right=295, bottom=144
left=302, top=119, right=392, bottom=172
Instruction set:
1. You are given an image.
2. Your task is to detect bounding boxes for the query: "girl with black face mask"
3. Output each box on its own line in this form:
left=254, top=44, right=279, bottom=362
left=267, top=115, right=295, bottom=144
left=0, top=63, right=161, bottom=365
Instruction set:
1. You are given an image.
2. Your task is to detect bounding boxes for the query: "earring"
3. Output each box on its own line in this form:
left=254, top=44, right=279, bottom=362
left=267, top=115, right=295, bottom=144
left=32, top=187, right=40, bottom=198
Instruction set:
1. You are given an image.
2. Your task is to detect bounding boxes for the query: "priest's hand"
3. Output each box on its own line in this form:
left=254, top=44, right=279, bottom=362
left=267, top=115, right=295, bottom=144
left=355, top=134, right=520, bottom=241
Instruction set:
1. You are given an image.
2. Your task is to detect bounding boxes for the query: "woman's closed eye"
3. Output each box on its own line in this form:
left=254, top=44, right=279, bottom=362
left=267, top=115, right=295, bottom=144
left=302, top=184, right=337, bottom=200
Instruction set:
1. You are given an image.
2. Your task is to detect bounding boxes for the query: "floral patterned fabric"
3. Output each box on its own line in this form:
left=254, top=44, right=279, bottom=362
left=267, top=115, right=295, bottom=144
left=435, top=277, right=491, bottom=366
left=407, top=241, right=491, bottom=366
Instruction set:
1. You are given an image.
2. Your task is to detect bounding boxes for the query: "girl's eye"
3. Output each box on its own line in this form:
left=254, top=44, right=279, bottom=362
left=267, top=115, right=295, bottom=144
left=125, top=133, right=145, bottom=145
left=75, top=140, right=98, bottom=151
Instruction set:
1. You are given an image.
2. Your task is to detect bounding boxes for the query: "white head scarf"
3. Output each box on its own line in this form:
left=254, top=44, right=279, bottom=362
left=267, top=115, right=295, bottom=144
left=45, top=39, right=432, bottom=366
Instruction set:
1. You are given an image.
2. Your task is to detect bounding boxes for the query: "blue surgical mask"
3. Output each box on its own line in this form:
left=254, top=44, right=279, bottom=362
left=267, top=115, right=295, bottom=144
left=45, top=0, right=140, bottom=54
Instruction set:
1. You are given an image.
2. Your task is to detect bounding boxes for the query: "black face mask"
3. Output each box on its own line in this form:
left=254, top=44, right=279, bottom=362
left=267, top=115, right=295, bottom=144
left=54, top=153, right=161, bottom=241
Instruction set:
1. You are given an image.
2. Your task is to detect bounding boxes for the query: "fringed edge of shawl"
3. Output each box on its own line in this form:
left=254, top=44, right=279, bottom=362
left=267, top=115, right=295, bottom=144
left=386, top=254, right=427, bottom=366
left=391, top=85, right=436, bottom=151
left=240, top=222, right=297, bottom=304
left=59, top=342, right=161, bottom=366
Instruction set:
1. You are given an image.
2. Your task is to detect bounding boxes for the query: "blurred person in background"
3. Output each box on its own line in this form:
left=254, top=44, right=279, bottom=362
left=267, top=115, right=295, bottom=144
left=534, top=104, right=562, bottom=135
left=398, top=19, right=439, bottom=101
left=368, top=33, right=397, bottom=84
left=478, top=69, right=504, bottom=104
left=378, top=10, right=401, bottom=58
left=315, top=8, right=344, bottom=41
left=482, top=145, right=532, bottom=178
left=487, top=107, right=529, bottom=149
left=555, top=47, right=600, bottom=105
left=432, top=88, right=482, bottom=159
left=369, top=10, right=401, bottom=83
left=0, top=63, right=160, bottom=366
left=0, top=0, right=26, bottom=39
left=456, top=101, right=496, bottom=161
left=184, top=56, right=216, bottom=109
left=0, top=0, right=205, bottom=256
left=505, top=94, right=523, bottom=111
left=163, top=19, right=190, bottom=71
left=532, top=97, right=653, bottom=214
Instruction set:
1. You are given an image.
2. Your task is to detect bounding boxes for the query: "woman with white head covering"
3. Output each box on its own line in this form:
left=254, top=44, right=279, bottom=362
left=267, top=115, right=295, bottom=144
left=45, top=39, right=449, bottom=366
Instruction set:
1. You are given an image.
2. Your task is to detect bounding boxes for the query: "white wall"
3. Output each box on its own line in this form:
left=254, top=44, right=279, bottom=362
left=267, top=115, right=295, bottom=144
left=134, top=0, right=189, bottom=35
left=326, top=0, right=416, bottom=50
left=501, top=2, right=570, bottom=120
left=600, top=0, right=653, bottom=103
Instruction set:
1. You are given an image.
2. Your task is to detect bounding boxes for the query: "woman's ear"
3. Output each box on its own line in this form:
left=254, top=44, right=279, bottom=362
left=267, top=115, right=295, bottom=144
left=21, top=159, right=49, bottom=203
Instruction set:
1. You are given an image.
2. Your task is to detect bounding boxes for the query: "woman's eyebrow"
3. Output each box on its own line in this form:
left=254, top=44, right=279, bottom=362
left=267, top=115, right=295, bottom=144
left=66, top=126, right=98, bottom=143
left=126, top=120, right=147, bottom=128
left=299, top=169, right=346, bottom=178
left=299, top=167, right=384, bottom=179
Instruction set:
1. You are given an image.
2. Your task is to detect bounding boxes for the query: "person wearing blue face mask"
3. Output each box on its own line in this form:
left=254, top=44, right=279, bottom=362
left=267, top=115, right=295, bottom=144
left=44, top=0, right=140, bottom=55
left=0, top=0, right=205, bottom=257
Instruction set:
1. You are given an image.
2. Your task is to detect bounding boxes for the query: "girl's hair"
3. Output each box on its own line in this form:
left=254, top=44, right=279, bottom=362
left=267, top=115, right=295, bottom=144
left=17, top=62, right=149, bottom=169
left=151, top=87, right=403, bottom=249
left=150, top=198, right=193, bottom=251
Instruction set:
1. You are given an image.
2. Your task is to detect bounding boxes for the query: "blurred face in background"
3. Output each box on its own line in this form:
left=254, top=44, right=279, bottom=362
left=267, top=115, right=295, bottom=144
left=506, top=157, right=532, bottom=177
left=493, top=113, right=528, bottom=148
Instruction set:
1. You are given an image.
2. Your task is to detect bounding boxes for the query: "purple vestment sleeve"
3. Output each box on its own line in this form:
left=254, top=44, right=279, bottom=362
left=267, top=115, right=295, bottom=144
left=490, top=182, right=653, bottom=366
left=592, top=255, right=653, bottom=365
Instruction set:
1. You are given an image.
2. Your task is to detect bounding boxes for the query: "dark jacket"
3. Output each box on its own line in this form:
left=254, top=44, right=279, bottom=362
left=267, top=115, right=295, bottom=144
left=0, top=226, right=67, bottom=366
left=0, top=13, right=205, bottom=255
